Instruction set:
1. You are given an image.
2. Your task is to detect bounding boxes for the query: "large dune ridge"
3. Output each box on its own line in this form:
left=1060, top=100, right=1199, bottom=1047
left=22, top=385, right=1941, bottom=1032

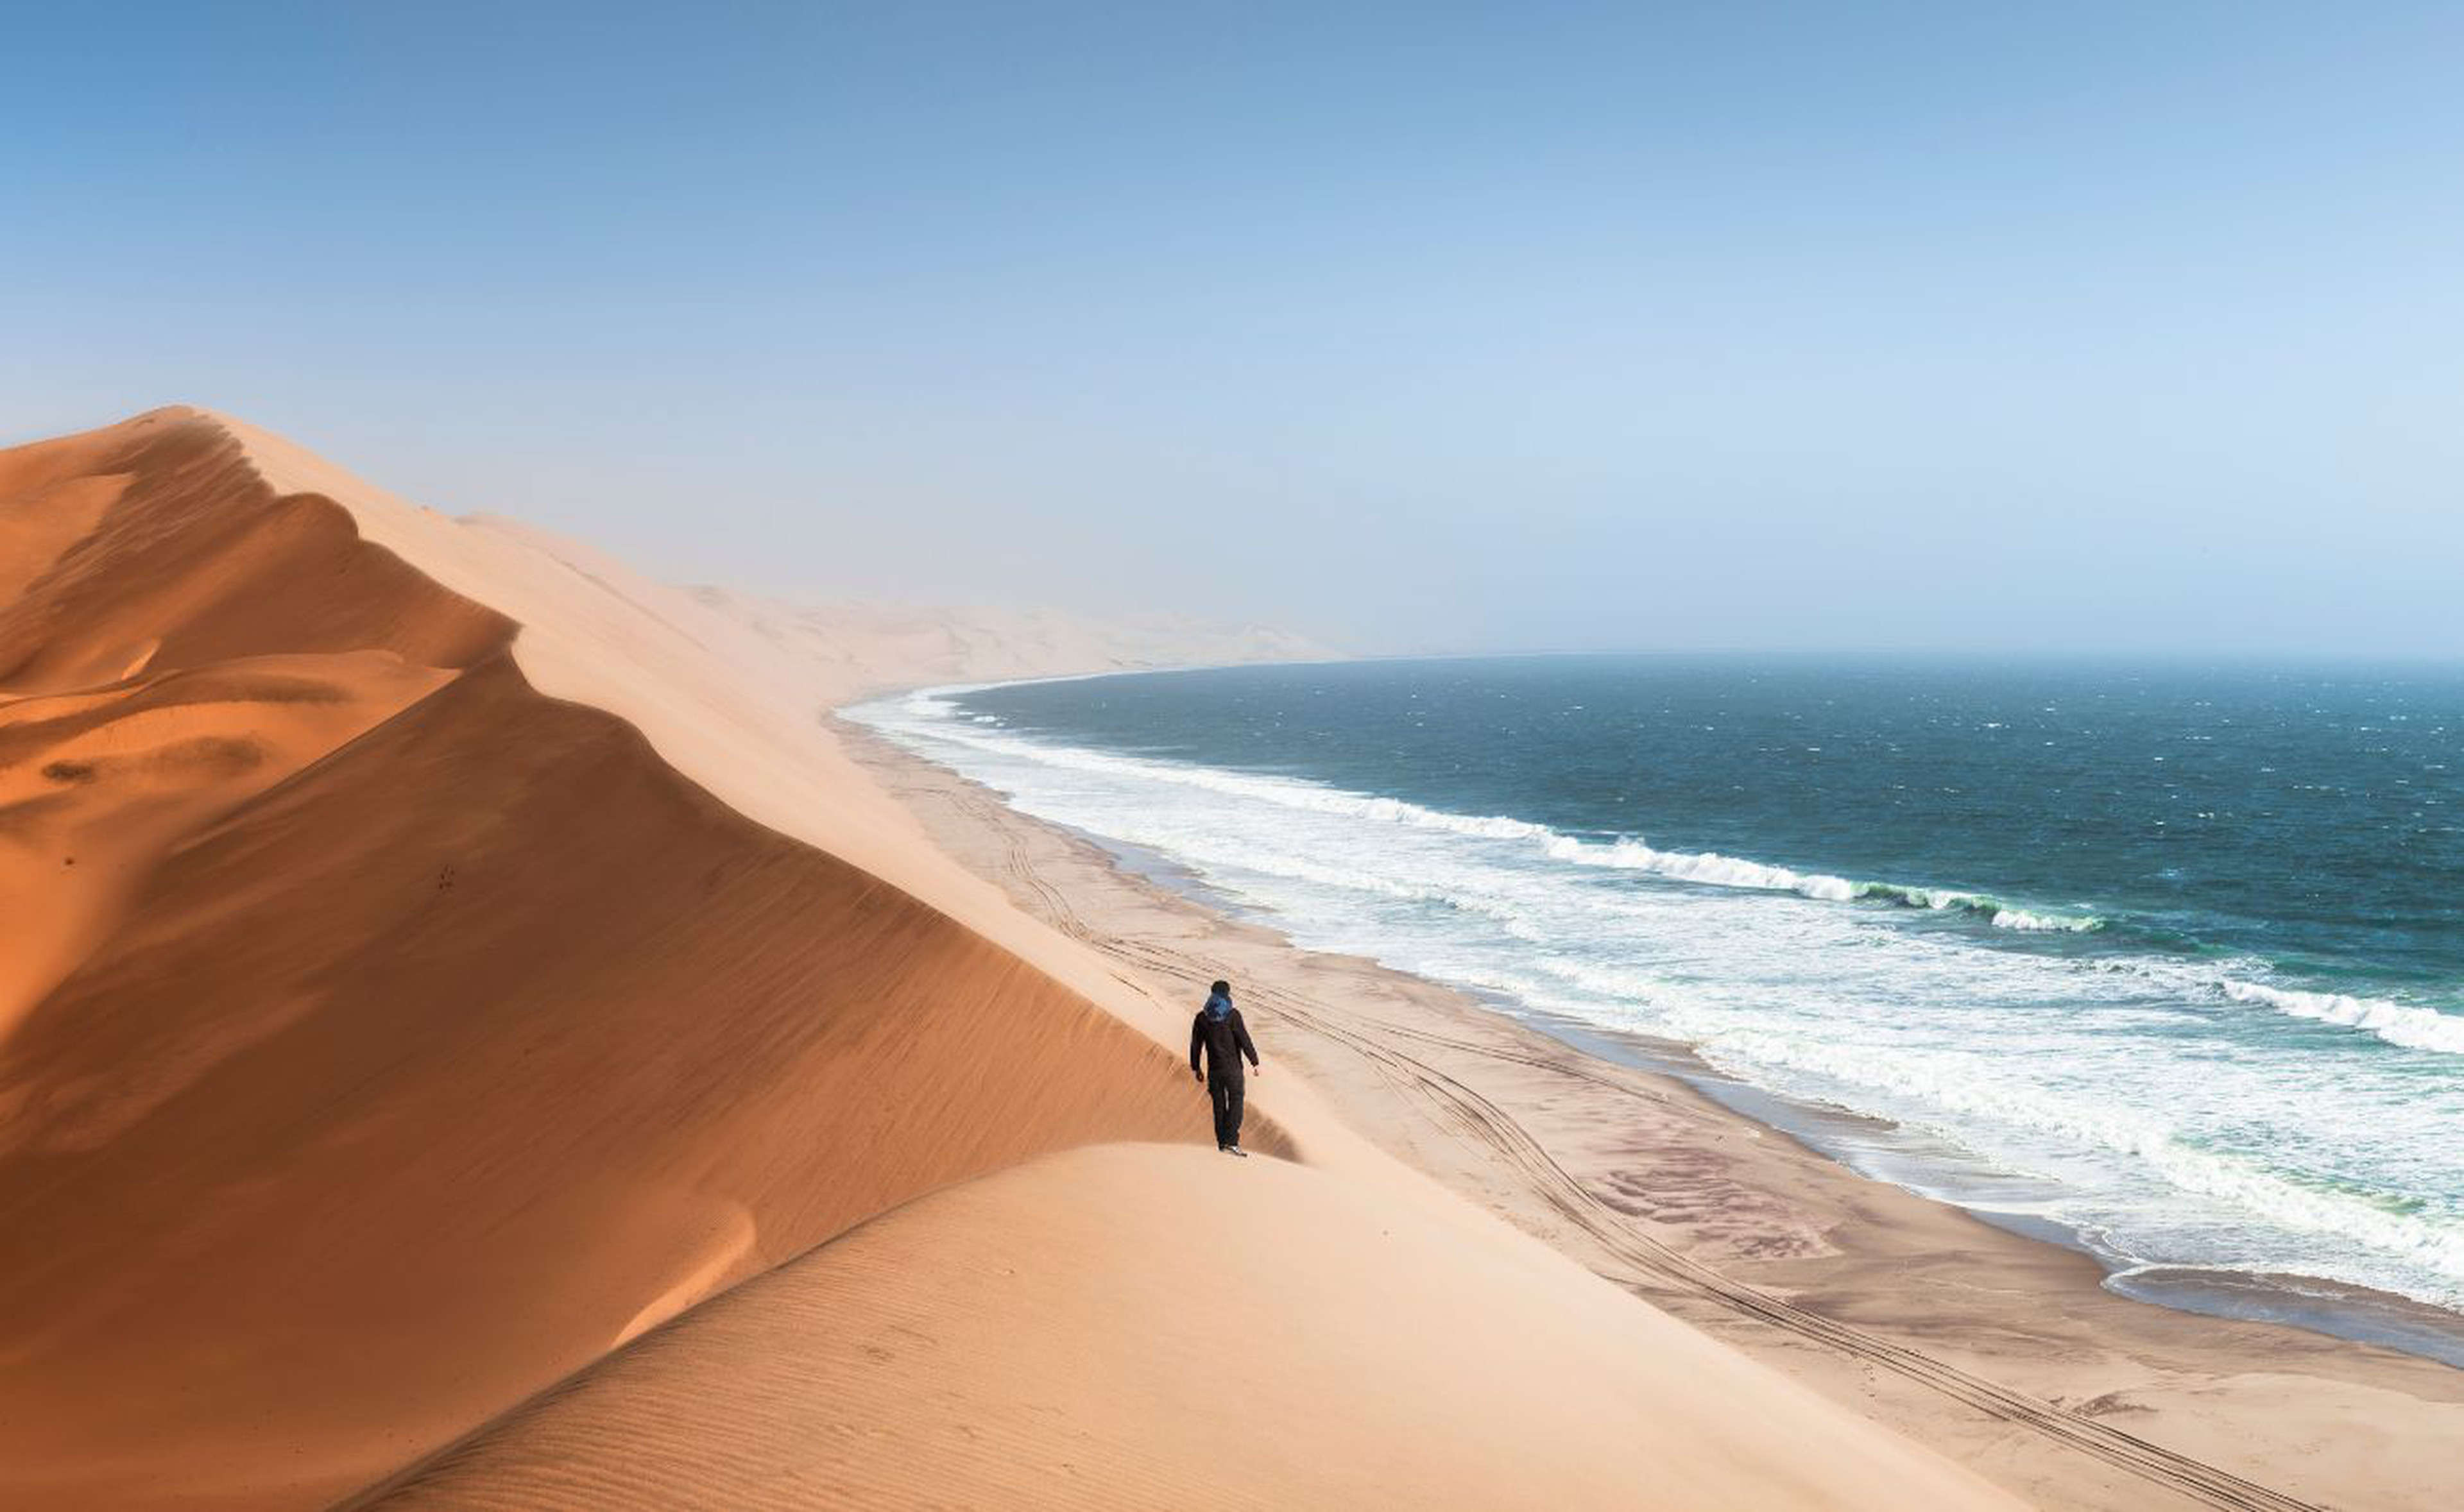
left=0, top=408, right=2014, bottom=1509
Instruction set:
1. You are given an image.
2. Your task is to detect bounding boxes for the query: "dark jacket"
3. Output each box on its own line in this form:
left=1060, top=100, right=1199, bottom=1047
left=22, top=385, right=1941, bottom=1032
left=1190, top=1003, right=1260, bottom=1081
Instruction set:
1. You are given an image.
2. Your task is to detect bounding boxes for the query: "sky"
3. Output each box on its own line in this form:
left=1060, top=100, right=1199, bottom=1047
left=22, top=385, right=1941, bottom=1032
left=6, top=2, right=2462, bottom=656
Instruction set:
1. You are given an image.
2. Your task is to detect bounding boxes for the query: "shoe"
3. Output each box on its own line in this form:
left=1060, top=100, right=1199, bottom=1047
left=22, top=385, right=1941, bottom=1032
left=1223, top=1144, right=1248, bottom=1158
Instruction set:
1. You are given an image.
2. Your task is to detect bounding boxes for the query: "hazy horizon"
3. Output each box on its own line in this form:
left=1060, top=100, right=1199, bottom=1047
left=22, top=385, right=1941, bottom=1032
left=8, top=3, right=2463, bottom=658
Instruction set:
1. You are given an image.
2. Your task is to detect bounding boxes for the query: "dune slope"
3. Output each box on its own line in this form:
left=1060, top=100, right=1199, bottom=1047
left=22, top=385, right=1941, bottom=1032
left=0, top=412, right=1220, bottom=1510
left=355, top=1143, right=2017, bottom=1511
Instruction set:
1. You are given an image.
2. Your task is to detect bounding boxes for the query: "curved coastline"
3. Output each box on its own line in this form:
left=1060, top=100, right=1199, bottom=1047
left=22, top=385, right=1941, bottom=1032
left=847, top=670, right=2464, bottom=1361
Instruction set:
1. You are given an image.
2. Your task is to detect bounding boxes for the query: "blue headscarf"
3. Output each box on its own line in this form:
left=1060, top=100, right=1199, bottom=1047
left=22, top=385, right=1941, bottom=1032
left=1204, top=990, right=1233, bottom=1021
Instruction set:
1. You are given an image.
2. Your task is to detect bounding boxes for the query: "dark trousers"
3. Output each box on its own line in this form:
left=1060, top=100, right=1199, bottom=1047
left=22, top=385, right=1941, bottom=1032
left=1208, top=1069, right=1246, bottom=1147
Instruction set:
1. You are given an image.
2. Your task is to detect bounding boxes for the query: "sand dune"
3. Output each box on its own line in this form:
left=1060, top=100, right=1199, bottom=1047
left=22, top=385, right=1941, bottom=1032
left=683, top=585, right=1334, bottom=702
left=0, top=412, right=1231, bottom=1509
left=1, top=408, right=2014, bottom=1509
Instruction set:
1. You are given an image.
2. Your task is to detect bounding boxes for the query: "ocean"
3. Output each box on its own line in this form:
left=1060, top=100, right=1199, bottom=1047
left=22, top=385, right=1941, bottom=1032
left=850, top=655, right=2464, bottom=1351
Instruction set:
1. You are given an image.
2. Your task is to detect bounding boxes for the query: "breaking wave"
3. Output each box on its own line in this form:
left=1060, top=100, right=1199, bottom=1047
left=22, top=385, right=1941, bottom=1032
left=2221, top=980, right=2464, bottom=1056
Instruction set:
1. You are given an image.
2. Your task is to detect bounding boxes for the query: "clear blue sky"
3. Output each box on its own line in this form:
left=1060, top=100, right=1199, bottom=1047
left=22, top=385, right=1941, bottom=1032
left=7, top=3, right=2461, bottom=655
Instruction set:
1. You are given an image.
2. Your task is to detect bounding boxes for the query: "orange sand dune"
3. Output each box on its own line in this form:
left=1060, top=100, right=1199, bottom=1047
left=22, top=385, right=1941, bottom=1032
left=0, top=412, right=1228, bottom=1509
left=0, top=409, right=2014, bottom=1510
left=0, top=650, right=452, bottom=1038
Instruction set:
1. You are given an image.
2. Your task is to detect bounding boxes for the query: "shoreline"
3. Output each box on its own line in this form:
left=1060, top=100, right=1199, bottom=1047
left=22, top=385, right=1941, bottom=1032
left=842, top=677, right=2464, bottom=1369
left=1535, top=1009, right=2464, bottom=1373
left=839, top=713, right=2464, bottom=1512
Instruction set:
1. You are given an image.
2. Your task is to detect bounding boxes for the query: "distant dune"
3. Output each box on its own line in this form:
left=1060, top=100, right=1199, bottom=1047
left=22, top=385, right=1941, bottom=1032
left=0, top=409, right=2013, bottom=1509
left=686, top=584, right=1337, bottom=704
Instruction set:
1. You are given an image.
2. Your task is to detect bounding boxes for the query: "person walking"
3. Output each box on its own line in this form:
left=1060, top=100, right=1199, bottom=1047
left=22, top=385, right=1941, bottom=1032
left=1189, top=979, right=1261, bottom=1156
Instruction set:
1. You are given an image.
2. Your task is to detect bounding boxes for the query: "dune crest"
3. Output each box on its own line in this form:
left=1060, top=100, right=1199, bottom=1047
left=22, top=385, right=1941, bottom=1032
left=0, top=411, right=1234, bottom=1509
left=1, top=409, right=2011, bottom=1510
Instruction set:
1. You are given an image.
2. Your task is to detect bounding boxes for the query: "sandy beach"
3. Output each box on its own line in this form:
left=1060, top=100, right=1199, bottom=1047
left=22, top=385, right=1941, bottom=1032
left=835, top=723, right=2464, bottom=1512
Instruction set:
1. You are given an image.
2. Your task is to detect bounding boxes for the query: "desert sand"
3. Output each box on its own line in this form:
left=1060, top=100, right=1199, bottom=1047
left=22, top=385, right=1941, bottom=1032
left=350, top=1143, right=2006, bottom=1511
left=2, top=409, right=2023, bottom=1509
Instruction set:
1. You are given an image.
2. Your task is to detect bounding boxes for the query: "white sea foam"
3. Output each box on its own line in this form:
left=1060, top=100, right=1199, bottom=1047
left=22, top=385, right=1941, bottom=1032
left=2221, top=980, right=2464, bottom=1055
left=1692, top=1023, right=2464, bottom=1296
left=1542, top=833, right=1860, bottom=899
left=1852, top=882, right=2104, bottom=931
left=1990, top=907, right=2103, bottom=933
